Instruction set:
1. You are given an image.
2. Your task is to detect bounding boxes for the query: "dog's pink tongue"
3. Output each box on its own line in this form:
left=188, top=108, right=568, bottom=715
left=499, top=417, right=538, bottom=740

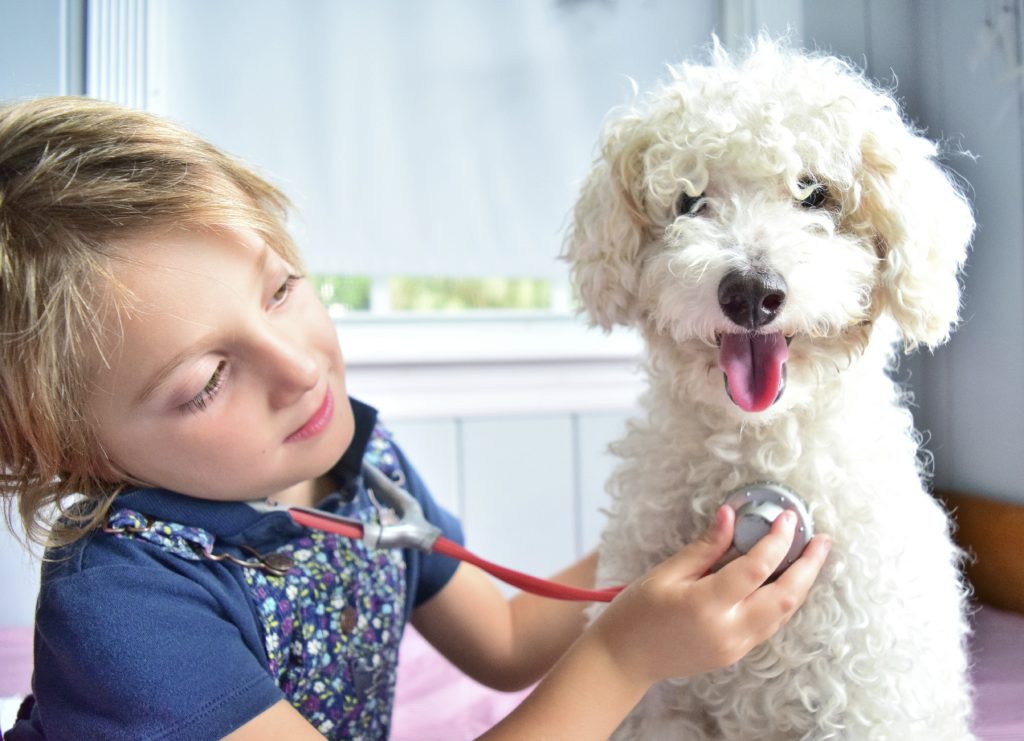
left=719, top=332, right=789, bottom=412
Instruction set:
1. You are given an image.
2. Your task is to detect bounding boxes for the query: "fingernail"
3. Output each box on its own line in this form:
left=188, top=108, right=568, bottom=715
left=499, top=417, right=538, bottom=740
left=778, top=510, right=796, bottom=527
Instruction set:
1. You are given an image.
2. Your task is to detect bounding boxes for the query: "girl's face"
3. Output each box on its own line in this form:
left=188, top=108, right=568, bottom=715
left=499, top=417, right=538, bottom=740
left=87, top=228, right=355, bottom=503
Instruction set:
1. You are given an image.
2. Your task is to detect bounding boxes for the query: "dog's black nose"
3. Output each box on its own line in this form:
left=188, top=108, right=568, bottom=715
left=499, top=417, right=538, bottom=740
left=718, top=269, right=787, bottom=329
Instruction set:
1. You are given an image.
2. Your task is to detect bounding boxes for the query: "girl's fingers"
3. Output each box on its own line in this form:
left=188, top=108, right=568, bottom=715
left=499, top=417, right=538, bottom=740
left=739, top=534, right=832, bottom=636
left=654, top=506, right=737, bottom=582
left=710, top=510, right=799, bottom=605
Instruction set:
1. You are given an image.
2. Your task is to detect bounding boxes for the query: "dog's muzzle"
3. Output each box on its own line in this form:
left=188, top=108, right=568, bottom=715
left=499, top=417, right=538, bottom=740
left=717, top=269, right=790, bottom=412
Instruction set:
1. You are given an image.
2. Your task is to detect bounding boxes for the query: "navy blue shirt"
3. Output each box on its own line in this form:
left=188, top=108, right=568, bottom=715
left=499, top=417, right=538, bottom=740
left=7, top=399, right=463, bottom=740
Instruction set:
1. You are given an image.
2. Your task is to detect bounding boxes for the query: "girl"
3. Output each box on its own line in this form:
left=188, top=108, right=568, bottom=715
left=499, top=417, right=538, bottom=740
left=0, top=97, right=830, bottom=740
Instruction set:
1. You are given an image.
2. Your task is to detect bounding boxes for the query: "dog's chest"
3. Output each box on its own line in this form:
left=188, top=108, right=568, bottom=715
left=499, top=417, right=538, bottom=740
left=603, top=402, right=934, bottom=581
left=602, top=420, right=966, bottom=740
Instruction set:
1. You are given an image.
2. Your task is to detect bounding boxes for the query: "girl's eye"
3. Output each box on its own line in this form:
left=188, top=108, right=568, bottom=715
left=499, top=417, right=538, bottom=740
left=180, top=360, right=227, bottom=414
left=270, top=275, right=301, bottom=307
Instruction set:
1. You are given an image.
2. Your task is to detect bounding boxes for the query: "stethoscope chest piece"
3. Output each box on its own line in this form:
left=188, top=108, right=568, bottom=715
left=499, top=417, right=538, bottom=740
left=723, top=482, right=814, bottom=578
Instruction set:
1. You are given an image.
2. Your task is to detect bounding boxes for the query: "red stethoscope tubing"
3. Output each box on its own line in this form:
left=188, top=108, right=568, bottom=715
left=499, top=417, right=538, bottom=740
left=287, top=508, right=625, bottom=603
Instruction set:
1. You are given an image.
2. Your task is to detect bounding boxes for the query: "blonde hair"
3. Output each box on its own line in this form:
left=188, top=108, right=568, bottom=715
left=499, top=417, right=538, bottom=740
left=0, top=96, right=302, bottom=548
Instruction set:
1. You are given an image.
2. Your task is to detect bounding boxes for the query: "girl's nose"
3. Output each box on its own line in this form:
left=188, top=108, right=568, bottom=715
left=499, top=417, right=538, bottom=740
left=262, top=330, right=319, bottom=408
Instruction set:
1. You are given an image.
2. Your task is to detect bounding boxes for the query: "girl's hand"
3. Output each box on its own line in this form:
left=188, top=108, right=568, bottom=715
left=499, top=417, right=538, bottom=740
left=586, top=505, right=831, bottom=686
left=480, top=506, right=830, bottom=740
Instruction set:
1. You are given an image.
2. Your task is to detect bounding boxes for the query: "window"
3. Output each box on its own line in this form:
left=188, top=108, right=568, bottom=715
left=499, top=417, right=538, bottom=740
left=54, top=0, right=734, bottom=377
left=134, top=0, right=716, bottom=321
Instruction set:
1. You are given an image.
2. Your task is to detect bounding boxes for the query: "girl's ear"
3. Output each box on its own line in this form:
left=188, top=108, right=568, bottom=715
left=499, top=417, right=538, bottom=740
left=563, top=119, right=651, bottom=330
left=859, top=124, right=974, bottom=351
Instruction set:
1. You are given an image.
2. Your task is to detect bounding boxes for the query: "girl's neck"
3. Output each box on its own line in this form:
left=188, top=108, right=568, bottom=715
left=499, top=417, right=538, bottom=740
left=272, top=475, right=335, bottom=508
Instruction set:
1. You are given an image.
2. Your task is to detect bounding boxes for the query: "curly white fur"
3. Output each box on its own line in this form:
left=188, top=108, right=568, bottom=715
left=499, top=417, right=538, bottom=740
left=567, top=38, right=975, bottom=740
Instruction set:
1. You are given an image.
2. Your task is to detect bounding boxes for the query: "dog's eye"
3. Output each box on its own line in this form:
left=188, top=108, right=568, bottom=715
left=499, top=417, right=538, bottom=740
left=798, top=179, right=829, bottom=209
left=675, top=191, right=706, bottom=217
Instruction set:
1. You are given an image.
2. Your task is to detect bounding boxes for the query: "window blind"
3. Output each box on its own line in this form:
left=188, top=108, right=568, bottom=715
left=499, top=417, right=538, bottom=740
left=142, top=0, right=715, bottom=277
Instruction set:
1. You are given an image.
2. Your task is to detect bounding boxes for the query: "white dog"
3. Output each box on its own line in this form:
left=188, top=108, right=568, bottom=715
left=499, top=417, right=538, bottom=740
left=567, top=38, right=975, bottom=740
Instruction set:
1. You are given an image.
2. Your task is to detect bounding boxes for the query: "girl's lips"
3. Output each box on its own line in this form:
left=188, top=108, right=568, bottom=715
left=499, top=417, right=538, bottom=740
left=285, top=387, right=334, bottom=443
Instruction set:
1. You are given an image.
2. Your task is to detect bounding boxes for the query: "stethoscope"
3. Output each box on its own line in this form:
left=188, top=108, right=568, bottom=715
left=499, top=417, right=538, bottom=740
left=257, top=464, right=814, bottom=602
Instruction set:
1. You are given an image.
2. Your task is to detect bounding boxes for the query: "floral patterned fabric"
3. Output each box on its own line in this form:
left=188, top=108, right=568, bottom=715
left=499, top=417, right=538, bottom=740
left=242, top=503, right=406, bottom=738
left=105, top=508, right=215, bottom=561
left=105, top=423, right=412, bottom=740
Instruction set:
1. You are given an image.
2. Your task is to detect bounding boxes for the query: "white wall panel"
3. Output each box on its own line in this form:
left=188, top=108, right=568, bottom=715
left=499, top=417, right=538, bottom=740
left=460, top=416, right=576, bottom=589
left=383, top=417, right=462, bottom=519
left=575, top=411, right=633, bottom=555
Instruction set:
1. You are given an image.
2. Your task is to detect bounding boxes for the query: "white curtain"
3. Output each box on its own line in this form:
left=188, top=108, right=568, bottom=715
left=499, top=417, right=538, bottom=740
left=144, top=0, right=716, bottom=277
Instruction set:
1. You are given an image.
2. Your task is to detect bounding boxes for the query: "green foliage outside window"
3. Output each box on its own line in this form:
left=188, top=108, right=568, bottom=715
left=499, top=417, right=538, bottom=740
left=309, top=275, right=552, bottom=315
left=310, top=275, right=372, bottom=312
left=389, top=276, right=550, bottom=311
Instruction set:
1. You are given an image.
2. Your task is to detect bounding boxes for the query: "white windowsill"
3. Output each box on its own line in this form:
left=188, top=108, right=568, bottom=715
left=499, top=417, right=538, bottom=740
left=339, top=314, right=647, bottom=420
left=337, top=313, right=643, bottom=365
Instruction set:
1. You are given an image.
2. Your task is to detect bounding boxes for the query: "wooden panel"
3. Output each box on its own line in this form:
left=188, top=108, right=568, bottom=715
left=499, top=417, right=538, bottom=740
left=576, top=411, right=633, bottom=555
left=939, top=491, right=1024, bottom=615
left=384, top=418, right=462, bottom=519
left=461, top=416, right=576, bottom=592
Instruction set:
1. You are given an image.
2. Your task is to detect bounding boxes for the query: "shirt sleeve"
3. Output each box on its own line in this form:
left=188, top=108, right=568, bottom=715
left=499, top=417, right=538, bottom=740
left=388, top=440, right=465, bottom=609
left=26, top=556, right=282, bottom=741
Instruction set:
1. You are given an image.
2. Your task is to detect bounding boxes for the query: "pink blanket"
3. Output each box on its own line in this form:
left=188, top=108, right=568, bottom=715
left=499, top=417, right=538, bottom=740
left=968, top=605, right=1024, bottom=739
left=2, top=605, right=1022, bottom=738
left=391, top=628, right=531, bottom=739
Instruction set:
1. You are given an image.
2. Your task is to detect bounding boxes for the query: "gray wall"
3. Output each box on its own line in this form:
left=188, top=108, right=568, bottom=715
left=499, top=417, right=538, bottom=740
left=803, top=1, right=1024, bottom=505
left=0, top=0, right=80, bottom=628
left=0, top=0, right=82, bottom=99
left=747, top=0, right=1024, bottom=504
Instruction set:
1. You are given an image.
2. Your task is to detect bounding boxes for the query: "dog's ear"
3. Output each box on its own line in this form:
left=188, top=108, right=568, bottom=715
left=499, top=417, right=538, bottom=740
left=563, top=118, right=651, bottom=330
left=859, top=122, right=974, bottom=350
